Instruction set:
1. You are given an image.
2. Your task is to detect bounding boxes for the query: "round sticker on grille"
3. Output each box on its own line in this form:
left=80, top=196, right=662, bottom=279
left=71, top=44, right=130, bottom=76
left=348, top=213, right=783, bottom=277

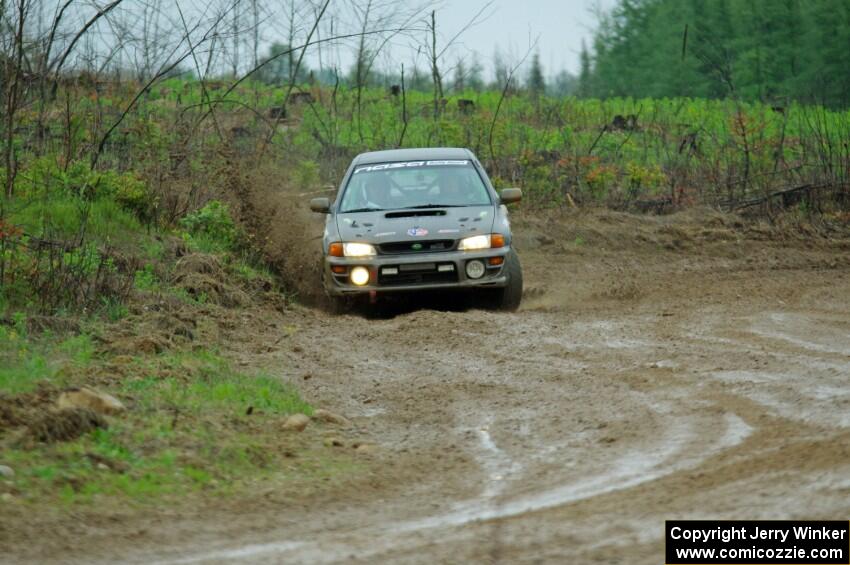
left=407, top=227, right=428, bottom=236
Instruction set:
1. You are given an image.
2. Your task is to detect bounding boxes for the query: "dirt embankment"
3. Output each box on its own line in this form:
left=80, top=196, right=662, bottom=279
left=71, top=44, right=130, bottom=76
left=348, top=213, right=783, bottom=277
left=226, top=164, right=330, bottom=305
left=4, top=207, right=850, bottom=564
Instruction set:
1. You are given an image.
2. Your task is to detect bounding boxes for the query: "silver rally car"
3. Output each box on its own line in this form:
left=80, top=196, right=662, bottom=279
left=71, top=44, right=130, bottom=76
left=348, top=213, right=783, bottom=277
left=310, top=147, right=523, bottom=311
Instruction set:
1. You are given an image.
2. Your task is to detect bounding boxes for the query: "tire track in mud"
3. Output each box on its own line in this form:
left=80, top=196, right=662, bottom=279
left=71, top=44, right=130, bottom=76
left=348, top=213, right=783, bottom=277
left=9, top=212, right=850, bottom=565
left=161, top=410, right=752, bottom=564
left=137, top=224, right=850, bottom=564
left=153, top=303, right=814, bottom=564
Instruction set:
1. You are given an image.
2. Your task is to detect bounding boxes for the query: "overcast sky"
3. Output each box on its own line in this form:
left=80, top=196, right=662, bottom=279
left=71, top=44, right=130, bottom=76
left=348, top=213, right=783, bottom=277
left=432, top=0, right=616, bottom=76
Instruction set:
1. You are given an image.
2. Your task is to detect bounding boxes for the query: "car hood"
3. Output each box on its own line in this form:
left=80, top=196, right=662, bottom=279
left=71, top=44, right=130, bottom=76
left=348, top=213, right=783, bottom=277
left=335, top=205, right=496, bottom=243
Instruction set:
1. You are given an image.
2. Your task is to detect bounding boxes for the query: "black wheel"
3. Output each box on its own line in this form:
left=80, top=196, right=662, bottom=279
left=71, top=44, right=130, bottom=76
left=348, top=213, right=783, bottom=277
left=327, top=292, right=371, bottom=317
left=328, top=295, right=350, bottom=315
left=322, top=269, right=350, bottom=315
left=493, top=250, right=523, bottom=311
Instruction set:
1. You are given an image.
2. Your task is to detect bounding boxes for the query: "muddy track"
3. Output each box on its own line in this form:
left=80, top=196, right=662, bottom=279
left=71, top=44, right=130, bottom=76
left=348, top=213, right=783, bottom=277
left=13, top=211, right=850, bottom=564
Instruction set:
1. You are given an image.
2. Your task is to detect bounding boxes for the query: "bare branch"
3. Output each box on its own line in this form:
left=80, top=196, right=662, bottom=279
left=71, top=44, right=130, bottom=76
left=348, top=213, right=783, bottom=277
left=50, top=0, right=125, bottom=75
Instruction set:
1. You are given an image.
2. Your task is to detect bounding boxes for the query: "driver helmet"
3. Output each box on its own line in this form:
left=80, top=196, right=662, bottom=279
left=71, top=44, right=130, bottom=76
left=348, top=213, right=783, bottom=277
left=439, top=171, right=465, bottom=203
left=364, top=174, right=392, bottom=208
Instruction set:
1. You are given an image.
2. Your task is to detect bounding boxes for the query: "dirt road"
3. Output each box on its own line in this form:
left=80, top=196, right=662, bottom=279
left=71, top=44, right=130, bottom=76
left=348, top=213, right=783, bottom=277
left=16, top=210, right=850, bottom=564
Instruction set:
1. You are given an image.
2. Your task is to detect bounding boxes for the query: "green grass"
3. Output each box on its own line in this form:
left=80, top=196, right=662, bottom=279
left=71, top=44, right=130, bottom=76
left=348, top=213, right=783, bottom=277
left=133, top=264, right=160, bottom=291
left=99, top=297, right=129, bottom=321
left=123, top=350, right=313, bottom=416
left=140, top=239, right=165, bottom=261
left=8, top=195, right=143, bottom=245
left=231, top=257, right=272, bottom=282
left=0, top=326, right=95, bottom=393
left=0, top=345, right=326, bottom=506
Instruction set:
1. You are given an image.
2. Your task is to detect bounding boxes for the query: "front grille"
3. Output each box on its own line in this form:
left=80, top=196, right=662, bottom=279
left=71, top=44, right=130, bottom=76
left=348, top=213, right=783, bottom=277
left=378, top=239, right=455, bottom=255
left=378, top=269, right=458, bottom=286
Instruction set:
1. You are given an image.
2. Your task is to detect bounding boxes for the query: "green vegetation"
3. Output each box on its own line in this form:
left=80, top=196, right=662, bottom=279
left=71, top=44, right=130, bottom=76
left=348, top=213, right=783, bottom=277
left=1, top=345, right=329, bottom=505
left=0, top=122, right=299, bottom=509
left=0, top=145, right=323, bottom=509
left=0, top=322, right=95, bottom=393
left=1, top=79, right=846, bottom=319
left=179, top=200, right=239, bottom=253
left=585, top=0, right=850, bottom=107
left=287, top=87, right=849, bottom=209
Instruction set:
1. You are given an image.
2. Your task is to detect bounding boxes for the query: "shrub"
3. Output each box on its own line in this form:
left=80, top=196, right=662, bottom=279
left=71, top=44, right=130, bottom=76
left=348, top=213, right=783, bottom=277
left=179, top=200, right=238, bottom=253
left=96, top=170, right=156, bottom=224
left=293, top=160, right=320, bottom=191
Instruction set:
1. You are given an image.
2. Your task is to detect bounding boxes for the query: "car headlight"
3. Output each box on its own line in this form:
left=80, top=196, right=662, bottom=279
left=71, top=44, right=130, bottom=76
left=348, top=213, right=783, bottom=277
left=458, top=235, right=491, bottom=250
left=343, top=242, right=376, bottom=257
left=458, top=234, right=505, bottom=251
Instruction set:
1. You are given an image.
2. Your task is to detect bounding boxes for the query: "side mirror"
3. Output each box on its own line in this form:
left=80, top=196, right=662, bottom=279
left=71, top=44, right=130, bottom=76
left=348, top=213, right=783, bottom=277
left=310, top=197, right=331, bottom=213
left=500, top=188, right=522, bottom=204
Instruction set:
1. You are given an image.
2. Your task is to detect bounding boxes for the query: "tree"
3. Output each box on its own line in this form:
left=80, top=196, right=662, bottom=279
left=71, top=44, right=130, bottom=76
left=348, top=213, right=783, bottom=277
left=526, top=51, right=545, bottom=96
left=492, top=47, right=509, bottom=89
left=467, top=53, right=485, bottom=91
left=453, top=59, right=466, bottom=93
left=257, top=42, right=300, bottom=84
left=583, top=0, right=850, bottom=107
left=578, top=39, right=592, bottom=97
left=550, top=69, right=578, bottom=97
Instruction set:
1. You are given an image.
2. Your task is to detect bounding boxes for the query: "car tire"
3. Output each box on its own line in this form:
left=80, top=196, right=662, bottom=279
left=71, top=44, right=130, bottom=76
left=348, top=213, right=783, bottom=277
left=321, top=269, right=349, bottom=315
left=328, top=295, right=350, bottom=315
left=494, top=250, right=523, bottom=311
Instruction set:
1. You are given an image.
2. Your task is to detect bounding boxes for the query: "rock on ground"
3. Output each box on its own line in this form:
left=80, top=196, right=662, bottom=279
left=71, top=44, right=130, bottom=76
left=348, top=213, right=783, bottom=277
left=312, top=409, right=351, bottom=427
left=56, top=387, right=125, bottom=416
left=283, top=413, right=310, bottom=432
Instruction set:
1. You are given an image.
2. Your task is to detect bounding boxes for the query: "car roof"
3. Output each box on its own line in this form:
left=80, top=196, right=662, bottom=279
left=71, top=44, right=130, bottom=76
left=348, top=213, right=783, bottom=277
left=353, top=147, right=474, bottom=165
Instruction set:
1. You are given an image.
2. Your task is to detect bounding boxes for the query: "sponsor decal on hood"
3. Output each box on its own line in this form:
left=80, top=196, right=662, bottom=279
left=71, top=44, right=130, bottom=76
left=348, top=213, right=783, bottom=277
left=353, top=160, right=469, bottom=174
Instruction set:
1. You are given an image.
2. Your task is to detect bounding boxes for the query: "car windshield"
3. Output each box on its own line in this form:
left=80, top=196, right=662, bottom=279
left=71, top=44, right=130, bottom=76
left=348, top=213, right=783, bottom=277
left=339, top=160, right=491, bottom=212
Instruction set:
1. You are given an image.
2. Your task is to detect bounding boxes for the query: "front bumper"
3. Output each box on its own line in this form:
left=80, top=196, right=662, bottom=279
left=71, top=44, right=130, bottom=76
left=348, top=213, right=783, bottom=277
left=324, top=247, right=509, bottom=296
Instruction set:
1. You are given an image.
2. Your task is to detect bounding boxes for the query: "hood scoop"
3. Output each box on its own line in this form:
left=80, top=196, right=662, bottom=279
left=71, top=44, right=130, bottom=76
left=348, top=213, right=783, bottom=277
left=384, top=209, right=447, bottom=219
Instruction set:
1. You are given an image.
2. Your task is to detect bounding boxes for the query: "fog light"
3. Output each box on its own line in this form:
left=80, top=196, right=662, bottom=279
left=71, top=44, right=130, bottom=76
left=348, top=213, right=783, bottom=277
left=465, top=260, right=485, bottom=279
left=350, top=266, right=370, bottom=286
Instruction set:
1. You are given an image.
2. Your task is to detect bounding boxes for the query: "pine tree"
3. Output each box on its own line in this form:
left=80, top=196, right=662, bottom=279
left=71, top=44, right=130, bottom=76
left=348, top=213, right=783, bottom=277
left=492, top=47, right=509, bottom=89
left=583, top=0, right=850, bottom=106
left=527, top=51, right=546, bottom=96
left=453, top=59, right=467, bottom=93
left=578, top=39, right=592, bottom=97
left=467, top=53, right=485, bottom=91
left=799, top=0, right=850, bottom=105
left=551, top=70, right=578, bottom=97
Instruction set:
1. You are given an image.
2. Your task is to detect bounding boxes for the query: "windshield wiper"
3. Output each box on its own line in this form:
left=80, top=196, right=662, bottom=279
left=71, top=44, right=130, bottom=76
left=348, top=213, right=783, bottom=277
left=342, top=207, right=383, bottom=213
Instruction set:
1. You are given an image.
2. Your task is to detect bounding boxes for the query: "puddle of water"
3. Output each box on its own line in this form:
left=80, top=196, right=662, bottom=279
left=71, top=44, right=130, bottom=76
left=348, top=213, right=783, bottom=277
left=529, top=319, right=653, bottom=351
left=750, top=313, right=850, bottom=356
left=398, top=411, right=750, bottom=532
left=361, top=406, right=386, bottom=418
left=476, top=426, right=513, bottom=497
left=709, top=370, right=850, bottom=428
left=160, top=541, right=305, bottom=564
